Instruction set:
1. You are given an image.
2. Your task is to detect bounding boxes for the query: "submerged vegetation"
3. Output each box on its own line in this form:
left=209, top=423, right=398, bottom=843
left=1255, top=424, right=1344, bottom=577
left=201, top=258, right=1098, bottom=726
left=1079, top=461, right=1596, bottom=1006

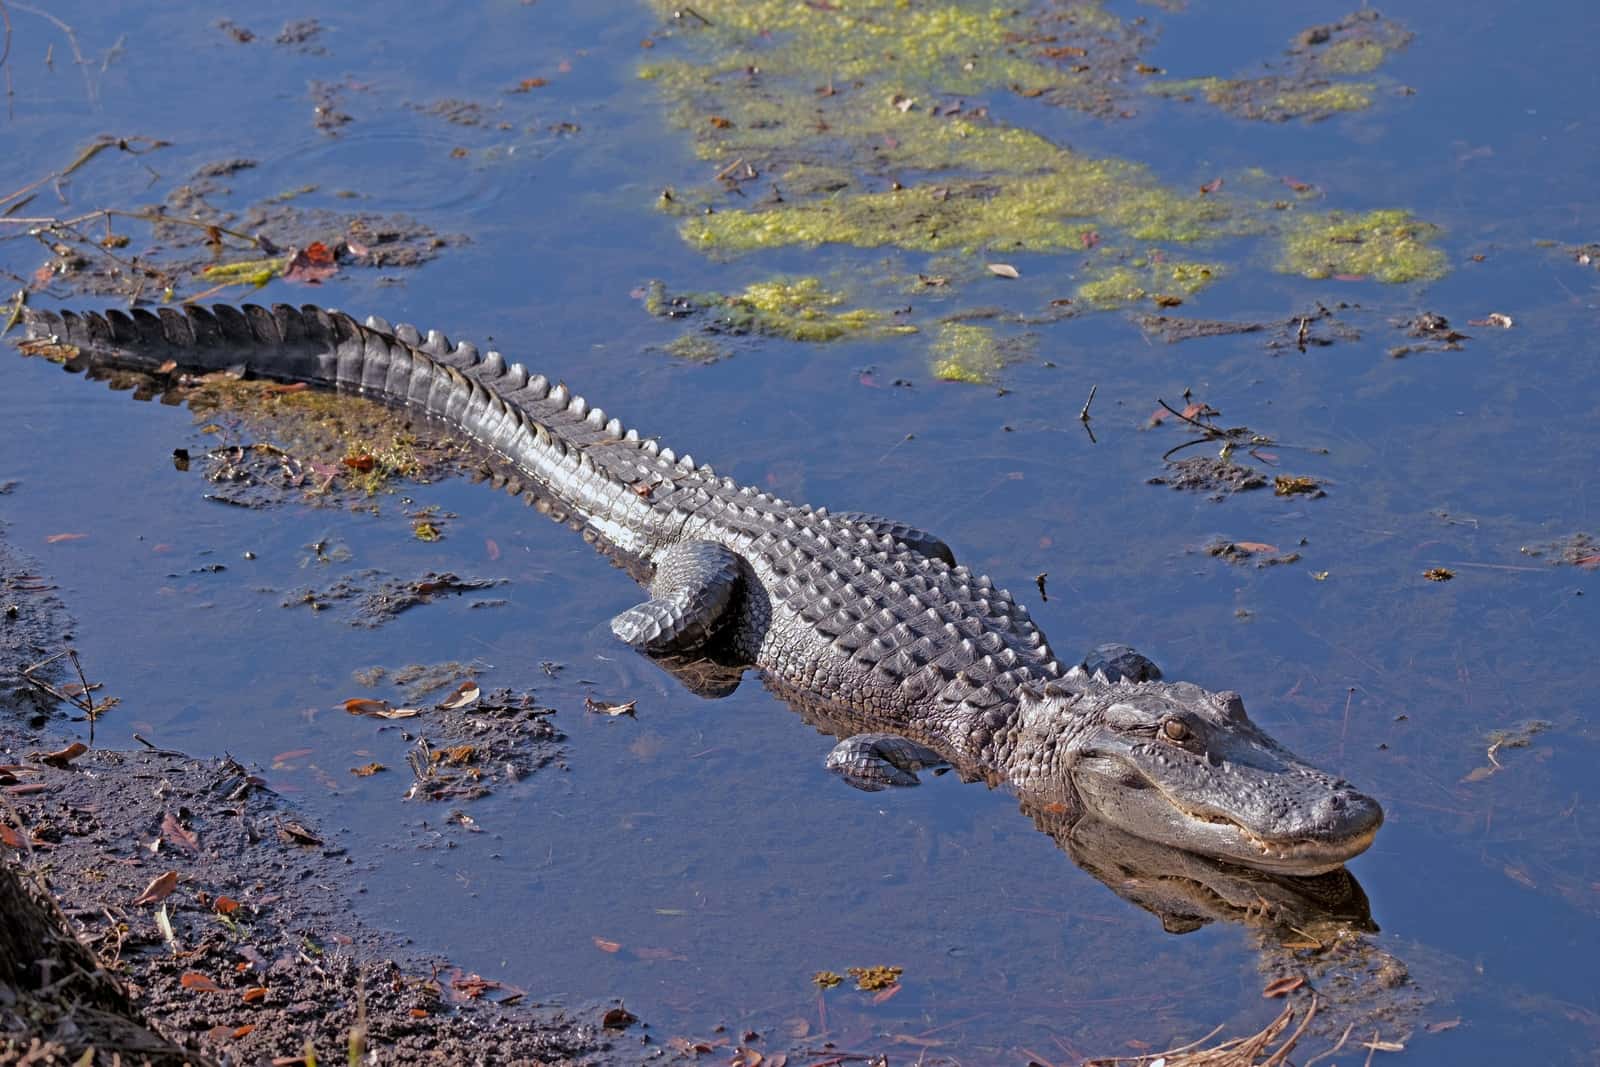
left=646, top=277, right=916, bottom=342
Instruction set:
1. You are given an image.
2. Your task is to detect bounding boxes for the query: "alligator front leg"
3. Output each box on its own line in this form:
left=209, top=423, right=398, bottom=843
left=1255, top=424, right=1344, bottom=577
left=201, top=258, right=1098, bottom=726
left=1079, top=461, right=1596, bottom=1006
left=610, top=541, right=743, bottom=655
left=833, top=511, right=956, bottom=566
left=826, top=732, right=948, bottom=791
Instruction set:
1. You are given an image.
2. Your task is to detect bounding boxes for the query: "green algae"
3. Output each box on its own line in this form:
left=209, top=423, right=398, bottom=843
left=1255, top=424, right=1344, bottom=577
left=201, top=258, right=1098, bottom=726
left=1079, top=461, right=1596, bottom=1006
left=930, top=322, right=1021, bottom=384
left=1076, top=257, right=1222, bottom=308
left=663, top=334, right=730, bottom=364
left=647, top=277, right=915, bottom=342
left=1315, top=38, right=1387, bottom=75
left=1147, top=76, right=1373, bottom=122
left=643, top=0, right=1068, bottom=97
left=1278, top=209, right=1447, bottom=284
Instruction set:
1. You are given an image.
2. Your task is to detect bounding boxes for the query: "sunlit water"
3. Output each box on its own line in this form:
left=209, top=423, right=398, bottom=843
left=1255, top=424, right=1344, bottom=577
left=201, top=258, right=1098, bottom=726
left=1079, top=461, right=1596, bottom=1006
left=1, top=1, right=1597, bottom=1062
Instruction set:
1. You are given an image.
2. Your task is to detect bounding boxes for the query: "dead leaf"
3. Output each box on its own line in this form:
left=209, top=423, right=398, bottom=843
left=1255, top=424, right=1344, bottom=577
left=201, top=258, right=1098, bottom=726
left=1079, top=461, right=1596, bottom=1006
left=271, top=748, right=314, bottom=765
left=1424, top=567, right=1455, bottom=582
left=708, top=115, right=733, bottom=129
left=1231, top=542, right=1279, bottom=555
left=485, top=538, right=501, bottom=561
left=1467, top=312, right=1513, bottom=328
left=871, top=984, right=901, bottom=1004
left=1199, top=177, right=1224, bottom=195
left=180, top=972, right=222, bottom=992
left=162, top=811, right=199, bottom=854
left=409, top=1008, right=429, bottom=1019
left=214, top=896, right=241, bottom=915
left=45, top=533, right=88, bottom=544
left=283, top=244, right=338, bottom=285
left=1262, top=976, right=1305, bottom=998
left=437, top=682, right=480, bottom=710
left=342, top=454, right=375, bottom=473
left=986, top=263, right=1020, bottom=279
left=518, top=77, right=548, bottom=90
left=276, top=820, right=322, bottom=846
left=342, top=697, right=391, bottom=716
left=351, top=762, right=387, bottom=777
left=241, top=986, right=270, bottom=1003
left=39, top=742, right=88, bottom=768
left=593, top=937, right=622, bottom=953
left=585, top=696, right=637, bottom=717
left=1461, top=765, right=1496, bottom=783
left=156, top=359, right=178, bottom=374
left=602, top=1006, right=638, bottom=1030
left=232, top=1025, right=256, bottom=1039
left=133, top=870, right=179, bottom=905
left=1503, top=864, right=1536, bottom=889
left=1425, top=1018, right=1461, bottom=1033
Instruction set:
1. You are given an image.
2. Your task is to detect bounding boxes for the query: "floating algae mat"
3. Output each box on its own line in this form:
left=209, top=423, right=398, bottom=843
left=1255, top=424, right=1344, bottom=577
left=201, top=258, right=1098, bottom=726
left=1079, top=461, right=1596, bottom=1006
left=639, top=0, right=1447, bottom=379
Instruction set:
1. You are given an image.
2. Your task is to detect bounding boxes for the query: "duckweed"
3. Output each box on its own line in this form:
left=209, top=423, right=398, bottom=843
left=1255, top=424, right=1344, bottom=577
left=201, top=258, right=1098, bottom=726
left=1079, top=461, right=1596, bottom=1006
left=931, top=322, right=1014, bottom=384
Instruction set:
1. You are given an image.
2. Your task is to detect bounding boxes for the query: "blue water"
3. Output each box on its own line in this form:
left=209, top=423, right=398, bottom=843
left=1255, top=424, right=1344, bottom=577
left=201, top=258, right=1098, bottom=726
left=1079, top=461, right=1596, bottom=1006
left=2, top=1, right=1597, bottom=1062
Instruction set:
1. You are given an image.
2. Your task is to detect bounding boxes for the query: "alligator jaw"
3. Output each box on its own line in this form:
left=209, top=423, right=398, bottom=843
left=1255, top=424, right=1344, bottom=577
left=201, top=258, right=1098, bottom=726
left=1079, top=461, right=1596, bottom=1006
left=1071, top=752, right=1383, bottom=876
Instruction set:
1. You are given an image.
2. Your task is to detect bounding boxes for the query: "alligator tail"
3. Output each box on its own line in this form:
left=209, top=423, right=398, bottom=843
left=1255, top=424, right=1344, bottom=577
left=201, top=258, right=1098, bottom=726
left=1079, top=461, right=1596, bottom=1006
left=19, top=303, right=674, bottom=549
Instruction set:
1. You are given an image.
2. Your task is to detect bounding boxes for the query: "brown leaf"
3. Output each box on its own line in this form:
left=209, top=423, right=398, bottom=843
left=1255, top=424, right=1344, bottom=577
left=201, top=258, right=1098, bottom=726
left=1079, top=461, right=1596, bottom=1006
left=1232, top=542, right=1279, bottom=555
left=986, top=263, right=1020, bottom=279
left=351, top=762, right=387, bottom=777
left=0, top=824, right=22, bottom=849
left=602, top=1006, right=638, bottom=1030
left=157, top=360, right=179, bottom=374
left=1574, top=553, right=1600, bottom=569
left=518, top=77, right=548, bottom=90
left=277, top=820, right=322, bottom=846
left=162, top=811, right=199, bottom=854
left=585, top=696, right=637, bottom=717
left=410, top=1008, right=429, bottom=1018
left=45, top=533, right=88, bottom=544
left=232, top=1025, right=256, bottom=1039
left=375, top=707, right=421, bottom=720
left=283, top=245, right=338, bottom=285
left=343, top=697, right=392, bottom=716
left=1425, top=1018, right=1462, bottom=1033
left=342, top=454, right=376, bottom=473
left=271, top=748, right=314, bottom=764
left=485, top=538, right=501, bottom=561
left=180, top=971, right=222, bottom=992
left=214, top=896, right=241, bottom=915
left=133, top=870, right=180, bottom=906
left=708, top=116, right=733, bottom=129
left=241, top=986, right=270, bottom=1003
left=40, top=742, right=88, bottom=768
left=593, top=937, right=622, bottom=953
left=1261, top=976, right=1305, bottom=998
left=1198, top=177, right=1224, bottom=195
left=436, top=682, right=481, bottom=710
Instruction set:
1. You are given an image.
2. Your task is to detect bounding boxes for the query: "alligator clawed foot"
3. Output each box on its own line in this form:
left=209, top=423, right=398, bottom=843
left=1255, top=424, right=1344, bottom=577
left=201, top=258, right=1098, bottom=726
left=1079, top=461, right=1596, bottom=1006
left=826, top=732, right=947, bottom=791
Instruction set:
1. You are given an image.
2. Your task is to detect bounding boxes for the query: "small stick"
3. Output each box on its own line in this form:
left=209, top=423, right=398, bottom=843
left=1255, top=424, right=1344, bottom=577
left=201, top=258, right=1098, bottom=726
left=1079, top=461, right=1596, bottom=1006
left=1078, top=383, right=1097, bottom=421
left=67, top=647, right=93, bottom=717
left=712, top=155, right=747, bottom=182
left=674, top=6, right=712, bottom=25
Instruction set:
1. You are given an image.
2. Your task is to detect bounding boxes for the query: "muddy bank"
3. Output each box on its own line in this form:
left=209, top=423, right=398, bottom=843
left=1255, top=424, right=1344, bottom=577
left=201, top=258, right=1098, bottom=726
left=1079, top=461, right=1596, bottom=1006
left=0, top=530, right=624, bottom=1066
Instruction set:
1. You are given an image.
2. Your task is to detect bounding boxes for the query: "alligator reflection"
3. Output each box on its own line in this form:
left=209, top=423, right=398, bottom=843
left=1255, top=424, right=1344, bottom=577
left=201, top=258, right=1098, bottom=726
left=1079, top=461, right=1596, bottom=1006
left=655, top=654, right=1376, bottom=941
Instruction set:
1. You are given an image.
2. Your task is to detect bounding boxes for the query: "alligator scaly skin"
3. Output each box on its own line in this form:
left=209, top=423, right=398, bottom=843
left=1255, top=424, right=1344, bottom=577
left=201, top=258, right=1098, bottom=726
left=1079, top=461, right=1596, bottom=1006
left=20, top=304, right=1065, bottom=771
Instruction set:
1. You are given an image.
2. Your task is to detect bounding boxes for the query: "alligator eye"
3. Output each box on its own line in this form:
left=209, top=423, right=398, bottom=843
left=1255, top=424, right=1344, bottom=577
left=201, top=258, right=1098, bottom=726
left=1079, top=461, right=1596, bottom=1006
left=1162, top=719, right=1190, bottom=742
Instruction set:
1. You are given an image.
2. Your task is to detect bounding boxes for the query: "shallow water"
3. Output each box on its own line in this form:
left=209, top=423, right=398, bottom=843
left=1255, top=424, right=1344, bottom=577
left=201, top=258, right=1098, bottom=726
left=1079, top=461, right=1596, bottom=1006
left=2, top=1, right=1597, bottom=1062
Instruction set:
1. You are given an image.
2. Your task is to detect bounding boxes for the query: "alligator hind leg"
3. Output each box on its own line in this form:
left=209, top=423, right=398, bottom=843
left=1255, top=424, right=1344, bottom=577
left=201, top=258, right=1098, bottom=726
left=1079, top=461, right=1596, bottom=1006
left=833, top=511, right=956, bottom=566
left=1080, top=643, right=1163, bottom=683
left=610, top=541, right=744, bottom=655
left=827, top=733, right=947, bottom=791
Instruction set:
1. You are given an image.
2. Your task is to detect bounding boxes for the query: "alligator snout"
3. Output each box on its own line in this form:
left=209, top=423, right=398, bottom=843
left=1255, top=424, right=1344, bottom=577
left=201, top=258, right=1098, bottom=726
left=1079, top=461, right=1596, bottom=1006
left=1293, top=785, right=1383, bottom=844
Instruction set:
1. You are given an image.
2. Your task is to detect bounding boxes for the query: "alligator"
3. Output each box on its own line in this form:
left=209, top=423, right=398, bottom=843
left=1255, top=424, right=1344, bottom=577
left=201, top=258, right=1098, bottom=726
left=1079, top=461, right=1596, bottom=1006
left=15, top=302, right=1383, bottom=875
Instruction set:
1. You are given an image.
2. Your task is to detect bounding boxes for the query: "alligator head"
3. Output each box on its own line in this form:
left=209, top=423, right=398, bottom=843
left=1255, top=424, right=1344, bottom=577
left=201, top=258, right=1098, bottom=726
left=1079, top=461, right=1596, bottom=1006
left=1014, top=668, right=1382, bottom=875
